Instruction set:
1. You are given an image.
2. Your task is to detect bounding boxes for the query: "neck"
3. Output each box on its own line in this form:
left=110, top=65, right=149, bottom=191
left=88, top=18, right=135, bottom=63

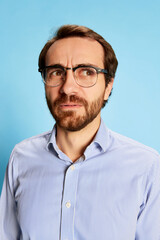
left=56, top=115, right=101, bottom=162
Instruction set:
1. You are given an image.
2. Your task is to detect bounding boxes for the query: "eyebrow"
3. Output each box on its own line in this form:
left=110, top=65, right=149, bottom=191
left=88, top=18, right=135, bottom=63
left=45, top=63, right=101, bottom=69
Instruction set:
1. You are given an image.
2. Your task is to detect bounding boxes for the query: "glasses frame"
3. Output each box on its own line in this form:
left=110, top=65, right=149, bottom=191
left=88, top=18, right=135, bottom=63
left=38, top=64, right=109, bottom=88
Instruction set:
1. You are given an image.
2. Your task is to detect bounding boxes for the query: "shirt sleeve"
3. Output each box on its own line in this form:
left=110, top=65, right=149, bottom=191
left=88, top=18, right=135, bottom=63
left=136, top=154, right=160, bottom=240
left=0, top=152, right=21, bottom=239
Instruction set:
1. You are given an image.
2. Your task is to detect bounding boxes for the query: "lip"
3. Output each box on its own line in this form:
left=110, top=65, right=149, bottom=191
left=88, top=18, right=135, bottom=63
left=60, top=103, right=83, bottom=108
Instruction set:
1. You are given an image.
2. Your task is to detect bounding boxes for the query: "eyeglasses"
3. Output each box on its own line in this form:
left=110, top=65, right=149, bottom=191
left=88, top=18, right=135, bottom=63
left=38, top=64, right=109, bottom=88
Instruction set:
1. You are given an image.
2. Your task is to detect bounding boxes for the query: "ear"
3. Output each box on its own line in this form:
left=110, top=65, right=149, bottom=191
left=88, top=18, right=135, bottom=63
left=104, top=78, right=114, bottom=101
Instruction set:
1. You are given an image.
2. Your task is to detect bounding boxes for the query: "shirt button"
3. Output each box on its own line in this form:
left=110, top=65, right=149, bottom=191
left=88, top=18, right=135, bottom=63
left=70, top=165, right=75, bottom=171
left=65, top=201, right=71, bottom=208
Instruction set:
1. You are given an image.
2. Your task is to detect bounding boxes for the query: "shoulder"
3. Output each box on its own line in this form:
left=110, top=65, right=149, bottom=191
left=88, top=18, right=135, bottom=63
left=103, top=129, right=160, bottom=181
left=107, top=128, right=160, bottom=163
left=5, top=131, right=53, bottom=191
left=9, top=131, right=52, bottom=161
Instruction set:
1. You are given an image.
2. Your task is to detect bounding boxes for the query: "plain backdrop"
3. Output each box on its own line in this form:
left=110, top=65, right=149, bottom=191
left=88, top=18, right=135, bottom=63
left=0, top=0, right=160, bottom=193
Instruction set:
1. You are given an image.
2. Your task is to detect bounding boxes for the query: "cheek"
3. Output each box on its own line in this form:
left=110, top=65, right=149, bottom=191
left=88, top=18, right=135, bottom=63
left=85, top=84, right=106, bottom=101
left=45, top=88, right=59, bottom=102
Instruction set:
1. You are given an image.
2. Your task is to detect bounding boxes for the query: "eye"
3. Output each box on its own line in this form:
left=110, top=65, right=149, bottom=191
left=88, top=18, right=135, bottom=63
left=50, top=69, right=64, bottom=77
left=79, top=68, right=96, bottom=77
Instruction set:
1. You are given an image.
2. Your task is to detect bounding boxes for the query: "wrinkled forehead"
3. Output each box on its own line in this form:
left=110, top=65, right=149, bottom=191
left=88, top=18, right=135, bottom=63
left=45, top=37, right=105, bottom=68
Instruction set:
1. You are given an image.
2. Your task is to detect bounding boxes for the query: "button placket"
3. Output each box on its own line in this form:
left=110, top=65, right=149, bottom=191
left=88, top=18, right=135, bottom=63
left=60, top=164, right=79, bottom=240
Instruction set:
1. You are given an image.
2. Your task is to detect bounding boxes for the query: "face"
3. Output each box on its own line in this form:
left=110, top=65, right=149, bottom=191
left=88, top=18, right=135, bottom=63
left=45, top=37, right=113, bottom=131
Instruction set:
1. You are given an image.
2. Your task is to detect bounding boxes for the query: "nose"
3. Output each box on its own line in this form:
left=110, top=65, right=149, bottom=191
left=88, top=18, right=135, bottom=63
left=60, top=69, right=79, bottom=95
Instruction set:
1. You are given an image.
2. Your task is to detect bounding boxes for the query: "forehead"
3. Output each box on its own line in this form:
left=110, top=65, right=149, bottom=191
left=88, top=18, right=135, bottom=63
left=45, top=37, right=104, bottom=67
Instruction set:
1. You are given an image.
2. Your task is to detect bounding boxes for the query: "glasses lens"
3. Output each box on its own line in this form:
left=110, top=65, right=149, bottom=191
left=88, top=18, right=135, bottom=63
left=43, top=67, right=65, bottom=86
left=75, top=67, right=97, bottom=87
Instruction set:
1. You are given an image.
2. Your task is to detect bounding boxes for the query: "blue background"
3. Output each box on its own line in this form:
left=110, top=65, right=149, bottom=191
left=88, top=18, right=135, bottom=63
left=0, top=0, right=160, bottom=193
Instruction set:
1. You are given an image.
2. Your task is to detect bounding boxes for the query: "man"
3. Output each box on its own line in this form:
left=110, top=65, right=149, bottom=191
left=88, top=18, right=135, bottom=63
left=0, top=25, right=160, bottom=240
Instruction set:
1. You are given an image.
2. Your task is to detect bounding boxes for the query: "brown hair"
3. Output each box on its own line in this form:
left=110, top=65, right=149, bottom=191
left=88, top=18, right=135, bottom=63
left=38, top=25, right=118, bottom=106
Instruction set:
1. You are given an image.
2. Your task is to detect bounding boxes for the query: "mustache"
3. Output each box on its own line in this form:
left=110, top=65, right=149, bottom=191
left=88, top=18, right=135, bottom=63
left=53, top=93, right=88, bottom=107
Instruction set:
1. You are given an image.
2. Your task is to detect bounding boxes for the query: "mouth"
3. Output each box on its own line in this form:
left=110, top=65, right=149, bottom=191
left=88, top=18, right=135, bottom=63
left=59, top=102, right=83, bottom=109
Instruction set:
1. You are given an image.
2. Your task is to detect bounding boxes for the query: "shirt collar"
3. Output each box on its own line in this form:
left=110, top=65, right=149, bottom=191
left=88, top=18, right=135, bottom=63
left=46, top=119, right=110, bottom=159
left=92, top=119, right=110, bottom=152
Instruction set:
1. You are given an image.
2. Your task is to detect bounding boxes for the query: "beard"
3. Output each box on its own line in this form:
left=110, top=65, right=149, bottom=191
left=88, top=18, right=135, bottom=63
left=46, top=92, right=105, bottom=132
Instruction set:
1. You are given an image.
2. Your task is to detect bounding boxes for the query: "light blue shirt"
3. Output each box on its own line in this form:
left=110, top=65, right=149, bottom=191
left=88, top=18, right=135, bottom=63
left=0, top=120, right=160, bottom=240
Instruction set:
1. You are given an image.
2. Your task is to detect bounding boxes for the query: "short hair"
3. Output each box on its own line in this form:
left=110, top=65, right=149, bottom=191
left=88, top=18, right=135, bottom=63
left=38, top=24, right=118, bottom=106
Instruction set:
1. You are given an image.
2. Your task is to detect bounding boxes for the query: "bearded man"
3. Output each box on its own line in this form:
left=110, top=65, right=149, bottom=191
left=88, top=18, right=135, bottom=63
left=0, top=25, right=160, bottom=240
